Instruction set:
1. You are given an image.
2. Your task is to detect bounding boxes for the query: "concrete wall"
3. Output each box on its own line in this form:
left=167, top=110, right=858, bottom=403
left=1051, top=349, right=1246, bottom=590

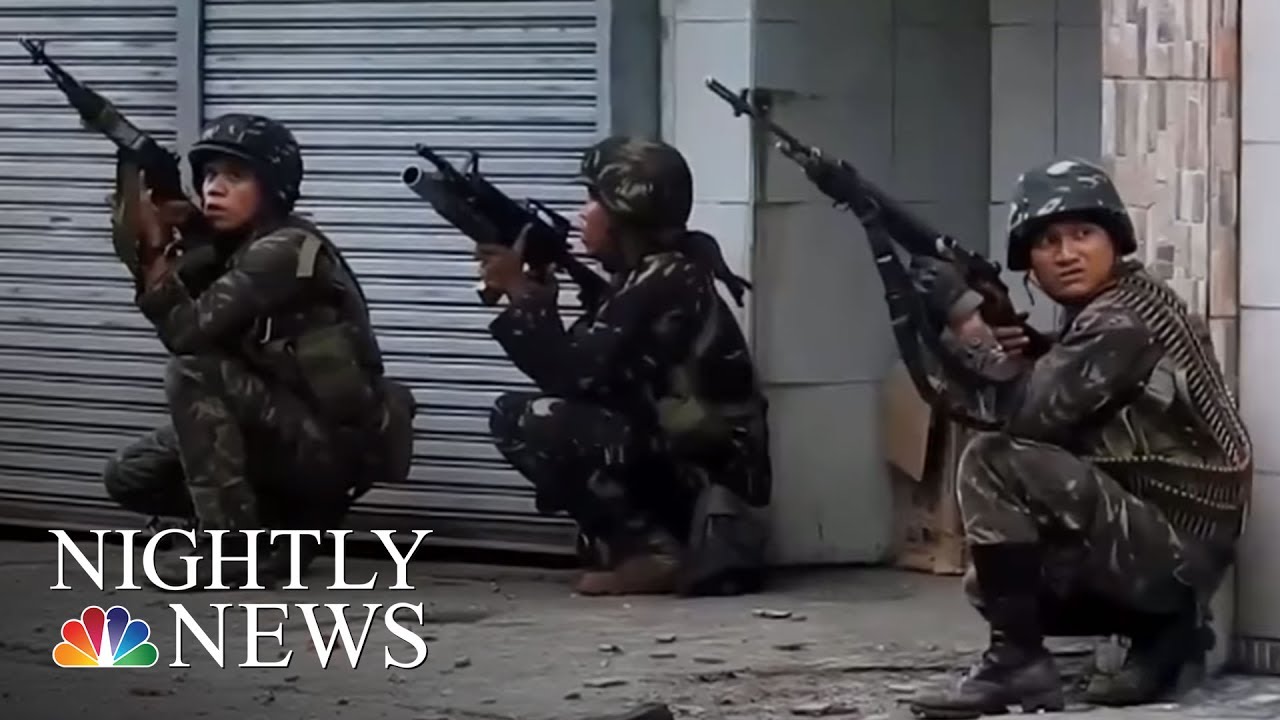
left=751, top=0, right=993, bottom=565
left=1236, top=0, right=1280, bottom=674
left=989, top=0, right=1103, bottom=332
left=660, top=0, right=1104, bottom=565
left=662, top=0, right=993, bottom=564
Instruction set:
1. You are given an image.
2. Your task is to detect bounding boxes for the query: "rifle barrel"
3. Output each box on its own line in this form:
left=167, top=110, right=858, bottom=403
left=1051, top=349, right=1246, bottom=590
left=18, top=36, right=47, bottom=62
left=401, top=166, right=424, bottom=186
left=401, top=165, right=441, bottom=203
left=704, top=76, right=808, bottom=154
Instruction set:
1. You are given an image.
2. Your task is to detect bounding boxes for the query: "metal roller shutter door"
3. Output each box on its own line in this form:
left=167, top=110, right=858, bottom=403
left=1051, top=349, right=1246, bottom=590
left=0, top=1, right=181, bottom=529
left=202, top=1, right=601, bottom=552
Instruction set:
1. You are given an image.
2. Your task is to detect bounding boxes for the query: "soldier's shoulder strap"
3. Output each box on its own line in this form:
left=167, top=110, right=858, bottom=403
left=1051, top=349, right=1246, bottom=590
left=280, top=214, right=372, bottom=308
left=296, top=234, right=323, bottom=279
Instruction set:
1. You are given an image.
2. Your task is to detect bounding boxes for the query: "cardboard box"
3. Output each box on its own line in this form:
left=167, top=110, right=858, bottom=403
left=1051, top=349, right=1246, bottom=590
left=881, top=360, right=969, bottom=576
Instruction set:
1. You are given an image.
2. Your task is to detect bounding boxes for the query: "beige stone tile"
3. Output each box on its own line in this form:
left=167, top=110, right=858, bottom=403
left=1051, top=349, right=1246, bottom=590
left=1209, top=219, right=1239, bottom=318
left=1104, top=23, right=1141, bottom=76
left=1209, top=316, right=1238, bottom=388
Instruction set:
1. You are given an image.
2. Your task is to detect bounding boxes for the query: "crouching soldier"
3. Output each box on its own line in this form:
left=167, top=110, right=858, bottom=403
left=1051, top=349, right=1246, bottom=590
left=906, top=159, right=1252, bottom=717
left=104, top=113, right=416, bottom=588
left=477, top=137, right=772, bottom=596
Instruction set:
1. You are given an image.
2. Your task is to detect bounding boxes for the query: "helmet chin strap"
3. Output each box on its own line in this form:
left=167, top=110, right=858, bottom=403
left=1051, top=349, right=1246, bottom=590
left=1022, top=271, right=1039, bottom=307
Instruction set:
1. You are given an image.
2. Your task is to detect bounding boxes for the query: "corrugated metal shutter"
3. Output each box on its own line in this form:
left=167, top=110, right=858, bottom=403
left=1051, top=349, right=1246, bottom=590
left=0, top=1, right=181, bottom=528
left=201, top=0, right=602, bottom=552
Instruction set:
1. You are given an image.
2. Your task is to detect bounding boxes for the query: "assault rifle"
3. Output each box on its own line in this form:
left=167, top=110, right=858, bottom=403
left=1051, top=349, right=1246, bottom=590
left=18, top=37, right=209, bottom=277
left=402, top=144, right=606, bottom=307
left=704, top=77, right=1050, bottom=360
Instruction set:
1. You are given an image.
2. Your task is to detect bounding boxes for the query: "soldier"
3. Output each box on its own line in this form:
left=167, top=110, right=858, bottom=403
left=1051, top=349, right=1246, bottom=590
left=476, top=137, right=772, bottom=596
left=905, top=159, right=1251, bottom=717
left=104, top=113, right=416, bottom=588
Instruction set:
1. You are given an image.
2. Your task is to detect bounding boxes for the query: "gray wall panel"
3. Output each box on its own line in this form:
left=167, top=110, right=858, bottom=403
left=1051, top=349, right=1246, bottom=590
left=0, top=2, right=180, bottom=522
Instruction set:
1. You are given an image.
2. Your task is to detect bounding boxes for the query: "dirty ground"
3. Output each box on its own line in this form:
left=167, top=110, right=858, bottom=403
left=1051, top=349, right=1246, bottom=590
left=0, top=536, right=1277, bottom=720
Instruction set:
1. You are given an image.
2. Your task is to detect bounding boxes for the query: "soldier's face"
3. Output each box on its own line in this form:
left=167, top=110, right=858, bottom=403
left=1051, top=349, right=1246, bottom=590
left=1028, top=219, right=1117, bottom=302
left=201, top=157, right=264, bottom=233
left=577, top=196, right=614, bottom=258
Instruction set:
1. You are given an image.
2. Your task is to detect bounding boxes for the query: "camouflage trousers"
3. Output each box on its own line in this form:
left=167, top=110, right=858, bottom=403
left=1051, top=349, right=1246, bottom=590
left=103, top=354, right=351, bottom=532
left=489, top=392, right=700, bottom=563
left=957, top=433, right=1221, bottom=626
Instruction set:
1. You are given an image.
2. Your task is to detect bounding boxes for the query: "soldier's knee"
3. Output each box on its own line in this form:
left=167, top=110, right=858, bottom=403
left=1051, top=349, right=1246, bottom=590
left=959, top=432, right=1016, bottom=468
left=956, top=432, right=1016, bottom=492
left=102, top=449, right=156, bottom=513
left=489, top=392, right=563, bottom=446
left=489, top=391, right=533, bottom=444
left=102, top=451, right=130, bottom=503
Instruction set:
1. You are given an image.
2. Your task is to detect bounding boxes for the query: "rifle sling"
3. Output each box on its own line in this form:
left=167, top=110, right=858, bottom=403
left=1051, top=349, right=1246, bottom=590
left=859, top=212, right=1002, bottom=431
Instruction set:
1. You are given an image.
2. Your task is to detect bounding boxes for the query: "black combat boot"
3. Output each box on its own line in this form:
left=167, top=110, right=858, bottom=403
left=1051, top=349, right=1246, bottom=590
left=139, top=515, right=197, bottom=550
left=260, top=498, right=348, bottom=585
left=258, top=531, right=324, bottom=587
left=149, top=531, right=270, bottom=591
left=1084, top=589, right=1211, bottom=706
left=910, top=544, right=1065, bottom=719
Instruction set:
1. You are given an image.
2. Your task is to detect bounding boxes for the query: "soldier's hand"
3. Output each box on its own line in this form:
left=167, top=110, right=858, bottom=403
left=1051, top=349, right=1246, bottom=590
left=132, top=173, right=172, bottom=257
left=992, top=312, right=1032, bottom=358
left=474, top=224, right=534, bottom=301
left=910, top=255, right=984, bottom=328
left=528, top=264, right=559, bottom=295
left=154, top=197, right=197, bottom=230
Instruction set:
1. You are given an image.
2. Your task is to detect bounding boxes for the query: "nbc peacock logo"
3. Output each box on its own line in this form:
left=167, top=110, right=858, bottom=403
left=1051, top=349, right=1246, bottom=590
left=52, top=605, right=159, bottom=668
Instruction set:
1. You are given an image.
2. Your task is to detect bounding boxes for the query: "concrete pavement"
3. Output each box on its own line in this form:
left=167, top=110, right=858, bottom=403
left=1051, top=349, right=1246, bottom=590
left=1, top=536, right=1278, bottom=719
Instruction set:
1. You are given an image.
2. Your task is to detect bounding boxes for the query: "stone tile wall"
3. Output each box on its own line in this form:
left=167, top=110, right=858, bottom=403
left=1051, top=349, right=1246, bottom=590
left=1100, top=0, right=1240, bottom=385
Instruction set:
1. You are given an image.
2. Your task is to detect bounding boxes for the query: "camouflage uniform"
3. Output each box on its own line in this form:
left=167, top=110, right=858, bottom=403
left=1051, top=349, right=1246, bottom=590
left=488, top=137, right=771, bottom=595
left=105, top=114, right=416, bottom=581
left=907, top=159, right=1251, bottom=718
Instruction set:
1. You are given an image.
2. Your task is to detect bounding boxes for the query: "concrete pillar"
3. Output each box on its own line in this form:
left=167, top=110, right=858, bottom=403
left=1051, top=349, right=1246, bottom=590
left=740, top=0, right=903, bottom=564
left=1099, top=0, right=1242, bottom=673
left=748, top=0, right=992, bottom=565
left=661, top=0, right=994, bottom=565
left=1236, top=0, right=1280, bottom=675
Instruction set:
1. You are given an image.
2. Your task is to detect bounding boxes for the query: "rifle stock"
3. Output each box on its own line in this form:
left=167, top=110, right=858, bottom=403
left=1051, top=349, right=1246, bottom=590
left=401, top=145, right=605, bottom=308
left=704, top=76, right=1047, bottom=355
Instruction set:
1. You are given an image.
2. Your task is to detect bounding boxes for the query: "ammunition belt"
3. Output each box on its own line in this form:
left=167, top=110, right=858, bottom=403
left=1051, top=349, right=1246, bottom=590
left=1084, top=265, right=1252, bottom=540
left=1083, top=266, right=1251, bottom=474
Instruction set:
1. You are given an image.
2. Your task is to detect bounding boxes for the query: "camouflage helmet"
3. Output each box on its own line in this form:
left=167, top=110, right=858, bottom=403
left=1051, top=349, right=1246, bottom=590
left=188, top=113, right=303, bottom=211
left=573, top=136, right=693, bottom=229
left=1004, top=158, right=1137, bottom=271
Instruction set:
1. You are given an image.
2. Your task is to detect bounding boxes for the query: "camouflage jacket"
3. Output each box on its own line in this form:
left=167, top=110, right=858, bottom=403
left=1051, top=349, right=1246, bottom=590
left=936, top=281, right=1160, bottom=445
left=135, top=217, right=388, bottom=428
left=489, top=249, right=772, bottom=506
left=933, top=261, right=1251, bottom=546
